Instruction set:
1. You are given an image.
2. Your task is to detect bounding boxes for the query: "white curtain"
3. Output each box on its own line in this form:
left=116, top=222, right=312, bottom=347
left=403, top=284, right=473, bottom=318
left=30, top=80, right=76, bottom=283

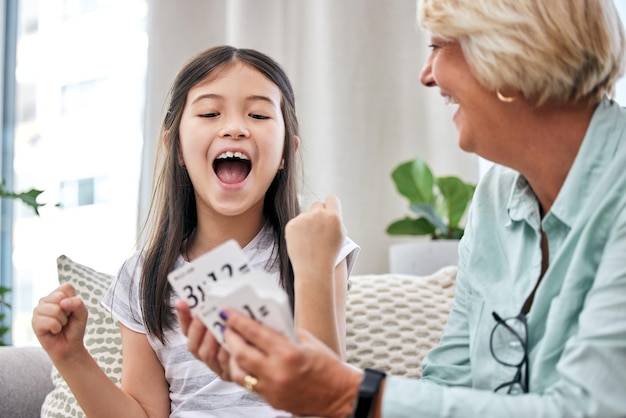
left=140, top=0, right=479, bottom=275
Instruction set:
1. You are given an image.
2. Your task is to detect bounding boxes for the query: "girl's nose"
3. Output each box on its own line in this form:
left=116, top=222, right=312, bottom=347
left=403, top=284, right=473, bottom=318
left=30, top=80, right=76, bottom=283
left=219, top=118, right=250, bottom=138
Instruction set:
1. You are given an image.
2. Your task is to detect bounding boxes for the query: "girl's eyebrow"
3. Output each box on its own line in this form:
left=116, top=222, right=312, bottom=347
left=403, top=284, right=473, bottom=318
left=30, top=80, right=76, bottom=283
left=191, top=93, right=221, bottom=104
left=247, top=95, right=277, bottom=107
left=191, top=93, right=277, bottom=107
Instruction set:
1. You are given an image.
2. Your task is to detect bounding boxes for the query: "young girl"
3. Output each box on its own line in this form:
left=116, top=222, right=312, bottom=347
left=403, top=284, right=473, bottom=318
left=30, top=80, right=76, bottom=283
left=32, top=45, right=359, bottom=417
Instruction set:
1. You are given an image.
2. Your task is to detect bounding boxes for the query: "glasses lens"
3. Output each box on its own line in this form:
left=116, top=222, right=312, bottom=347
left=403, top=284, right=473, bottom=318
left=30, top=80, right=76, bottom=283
left=491, top=316, right=526, bottom=367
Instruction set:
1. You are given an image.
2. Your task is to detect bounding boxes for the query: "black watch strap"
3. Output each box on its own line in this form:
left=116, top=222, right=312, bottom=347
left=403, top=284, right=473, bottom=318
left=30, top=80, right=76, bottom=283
left=353, top=368, right=386, bottom=418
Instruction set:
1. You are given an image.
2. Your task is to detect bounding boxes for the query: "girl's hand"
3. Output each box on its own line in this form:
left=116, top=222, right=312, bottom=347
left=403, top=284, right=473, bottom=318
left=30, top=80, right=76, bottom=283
left=176, top=299, right=233, bottom=381
left=285, top=195, right=345, bottom=280
left=31, top=283, right=89, bottom=363
left=222, top=308, right=362, bottom=418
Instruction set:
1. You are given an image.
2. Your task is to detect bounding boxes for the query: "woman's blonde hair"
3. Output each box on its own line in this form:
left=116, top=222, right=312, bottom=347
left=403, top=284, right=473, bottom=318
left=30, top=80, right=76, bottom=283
left=418, top=0, right=626, bottom=106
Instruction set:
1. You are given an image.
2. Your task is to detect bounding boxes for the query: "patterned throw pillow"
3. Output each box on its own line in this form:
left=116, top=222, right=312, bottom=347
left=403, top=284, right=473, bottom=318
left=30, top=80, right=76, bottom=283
left=41, top=255, right=123, bottom=418
left=345, top=266, right=457, bottom=378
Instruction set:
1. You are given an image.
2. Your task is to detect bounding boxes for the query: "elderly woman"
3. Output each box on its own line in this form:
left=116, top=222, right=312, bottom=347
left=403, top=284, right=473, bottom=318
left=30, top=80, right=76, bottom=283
left=177, top=0, right=626, bottom=417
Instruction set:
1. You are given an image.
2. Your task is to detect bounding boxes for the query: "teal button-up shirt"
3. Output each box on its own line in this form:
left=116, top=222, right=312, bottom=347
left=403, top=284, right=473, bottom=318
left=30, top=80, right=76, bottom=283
left=383, top=99, right=626, bottom=417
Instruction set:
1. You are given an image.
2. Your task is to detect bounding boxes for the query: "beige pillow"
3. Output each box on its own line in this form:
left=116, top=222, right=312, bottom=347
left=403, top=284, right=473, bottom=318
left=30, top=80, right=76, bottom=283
left=41, top=255, right=122, bottom=417
left=346, top=266, right=457, bottom=378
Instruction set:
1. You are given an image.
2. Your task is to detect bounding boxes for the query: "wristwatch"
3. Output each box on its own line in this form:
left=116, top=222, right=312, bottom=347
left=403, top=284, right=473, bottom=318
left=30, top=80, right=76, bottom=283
left=352, top=368, right=386, bottom=418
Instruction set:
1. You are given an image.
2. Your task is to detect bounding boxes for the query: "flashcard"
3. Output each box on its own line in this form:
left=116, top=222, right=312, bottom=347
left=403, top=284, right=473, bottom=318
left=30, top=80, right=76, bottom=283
left=168, top=239, right=252, bottom=310
left=199, top=283, right=259, bottom=346
left=168, top=239, right=296, bottom=349
left=199, top=281, right=296, bottom=348
left=230, top=270, right=294, bottom=336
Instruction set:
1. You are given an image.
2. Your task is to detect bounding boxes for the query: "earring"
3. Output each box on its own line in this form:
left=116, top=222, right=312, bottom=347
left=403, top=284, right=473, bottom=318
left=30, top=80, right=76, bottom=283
left=497, top=89, right=515, bottom=103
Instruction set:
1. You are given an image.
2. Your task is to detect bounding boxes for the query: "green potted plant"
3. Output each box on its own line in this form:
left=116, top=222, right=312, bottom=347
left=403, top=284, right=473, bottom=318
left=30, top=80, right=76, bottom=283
left=0, top=180, right=44, bottom=345
left=386, top=157, right=476, bottom=275
left=387, top=157, right=476, bottom=239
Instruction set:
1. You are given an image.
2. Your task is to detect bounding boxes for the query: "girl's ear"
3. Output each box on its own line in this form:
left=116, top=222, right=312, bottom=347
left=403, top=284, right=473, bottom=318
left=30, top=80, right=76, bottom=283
left=280, top=136, right=300, bottom=170
left=293, top=135, right=301, bottom=153
left=164, top=129, right=185, bottom=167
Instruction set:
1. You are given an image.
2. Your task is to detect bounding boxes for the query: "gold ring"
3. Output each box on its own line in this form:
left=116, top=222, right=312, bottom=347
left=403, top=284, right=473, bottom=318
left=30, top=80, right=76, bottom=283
left=244, top=374, right=258, bottom=392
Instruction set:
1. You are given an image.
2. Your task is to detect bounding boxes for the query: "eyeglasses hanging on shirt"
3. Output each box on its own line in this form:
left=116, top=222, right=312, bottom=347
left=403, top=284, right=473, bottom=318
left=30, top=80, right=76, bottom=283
left=489, top=311, right=529, bottom=394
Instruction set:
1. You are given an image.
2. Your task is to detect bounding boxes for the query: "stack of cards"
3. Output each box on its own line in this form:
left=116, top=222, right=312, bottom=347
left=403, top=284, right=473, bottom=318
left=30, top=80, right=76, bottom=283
left=168, top=239, right=296, bottom=347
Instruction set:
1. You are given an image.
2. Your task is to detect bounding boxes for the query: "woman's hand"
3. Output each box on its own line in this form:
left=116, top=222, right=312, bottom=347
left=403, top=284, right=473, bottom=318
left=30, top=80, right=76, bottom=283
left=31, top=283, right=89, bottom=363
left=176, top=299, right=233, bottom=381
left=222, top=308, right=362, bottom=418
left=286, top=195, right=345, bottom=280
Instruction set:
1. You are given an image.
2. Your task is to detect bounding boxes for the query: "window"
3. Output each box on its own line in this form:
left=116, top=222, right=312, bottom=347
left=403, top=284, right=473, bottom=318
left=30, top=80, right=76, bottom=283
left=60, top=78, right=108, bottom=114
left=62, top=0, right=102, bottom=20
left=1, top=0, right=148, bottom=345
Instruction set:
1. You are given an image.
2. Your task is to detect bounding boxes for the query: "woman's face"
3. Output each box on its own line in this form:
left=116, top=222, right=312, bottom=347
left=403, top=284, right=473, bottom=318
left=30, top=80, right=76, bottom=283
left=178, top=62, right=286, bottom=220
left=419, top=38, right=514, bottom=160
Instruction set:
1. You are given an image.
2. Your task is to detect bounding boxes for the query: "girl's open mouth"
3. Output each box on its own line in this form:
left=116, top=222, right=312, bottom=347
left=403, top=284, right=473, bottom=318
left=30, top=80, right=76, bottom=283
left=213, top=151, right=252, bottom=184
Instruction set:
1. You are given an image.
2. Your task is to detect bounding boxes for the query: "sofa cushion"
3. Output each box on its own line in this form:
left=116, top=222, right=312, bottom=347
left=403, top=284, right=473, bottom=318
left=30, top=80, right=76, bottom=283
left=41, top=255, right=123, bottom=418
left=345, top=266, right=457, bottom=378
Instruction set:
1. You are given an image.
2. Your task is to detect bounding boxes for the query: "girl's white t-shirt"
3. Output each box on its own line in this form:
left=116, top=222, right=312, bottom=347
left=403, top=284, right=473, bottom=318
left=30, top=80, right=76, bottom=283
left=101, top=225, right=359, bottom=417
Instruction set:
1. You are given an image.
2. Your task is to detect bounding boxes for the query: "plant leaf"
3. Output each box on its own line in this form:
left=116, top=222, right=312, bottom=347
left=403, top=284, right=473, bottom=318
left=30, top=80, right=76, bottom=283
left=16, top=189, right=45, bottom=215
left=409, top=203, right=448, bottom=235
left=437, top=176, right=473, bottom=229
left=0, top=181, right=45, bottom=216
left=467, top=183, right=476, bottom=198
left=0, top=286, right=10, bottom=310
left=409, top=158, right=435, bottom=203
left=386, top=217, right=435, bottom=236
left=448, top=227, right=465, bottom=240
left=391, top=158, right=435, bottom=204
left=387, top=156, right=476, bottom=239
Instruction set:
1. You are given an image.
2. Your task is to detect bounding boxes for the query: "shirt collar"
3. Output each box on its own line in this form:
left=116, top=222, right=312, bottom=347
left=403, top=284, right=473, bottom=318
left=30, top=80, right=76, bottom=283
left=507, top=98, right=625, bottom=229
left=550, top=98, right=625, bottom=227
left=507, top=174, right=541, bottom=229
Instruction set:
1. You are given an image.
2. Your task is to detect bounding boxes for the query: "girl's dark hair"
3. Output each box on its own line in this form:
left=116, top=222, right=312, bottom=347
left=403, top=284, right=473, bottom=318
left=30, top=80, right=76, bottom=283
left=141, top=46, right=300, bottom=343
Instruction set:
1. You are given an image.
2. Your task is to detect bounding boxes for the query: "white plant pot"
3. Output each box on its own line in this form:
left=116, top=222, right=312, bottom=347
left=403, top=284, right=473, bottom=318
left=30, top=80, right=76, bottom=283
left=388, top=239, right=459, bottom=276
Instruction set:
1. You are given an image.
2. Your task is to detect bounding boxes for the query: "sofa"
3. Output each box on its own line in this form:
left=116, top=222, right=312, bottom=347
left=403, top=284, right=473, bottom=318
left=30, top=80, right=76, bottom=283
left=0, top=345, right=54, bottom=418
left=0, top=255, right=457, bottom=417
